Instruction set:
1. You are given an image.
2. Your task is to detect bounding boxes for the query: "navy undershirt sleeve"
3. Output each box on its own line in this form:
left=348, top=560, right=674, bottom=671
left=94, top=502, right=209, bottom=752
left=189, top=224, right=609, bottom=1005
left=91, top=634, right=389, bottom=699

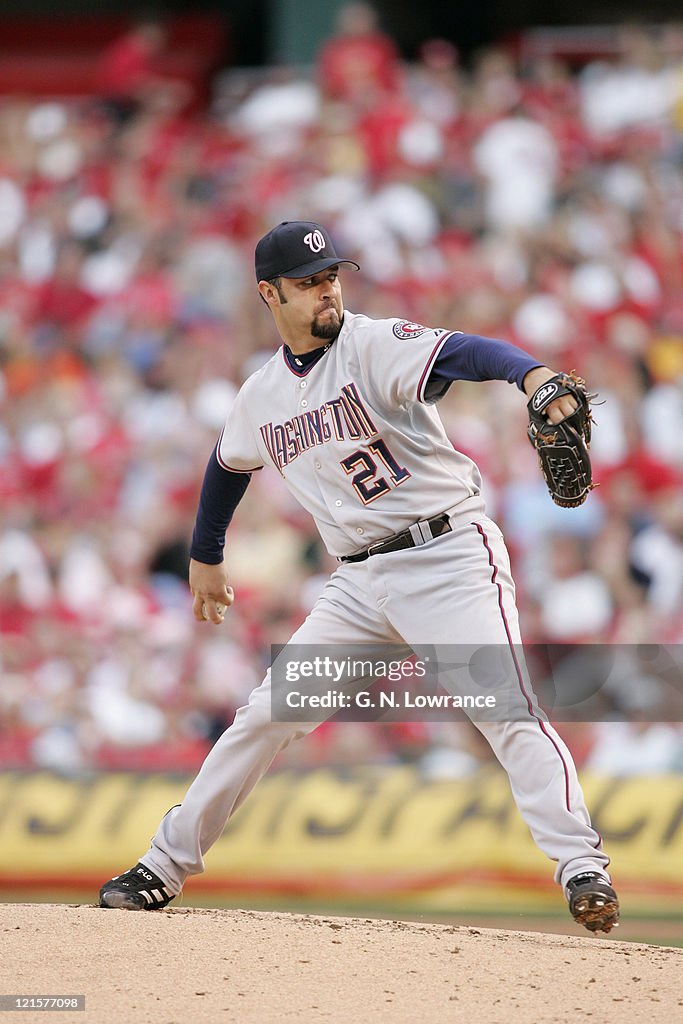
left=189, top=445, right=252, bottom=564
left=430, top=333, right=544, bottom=390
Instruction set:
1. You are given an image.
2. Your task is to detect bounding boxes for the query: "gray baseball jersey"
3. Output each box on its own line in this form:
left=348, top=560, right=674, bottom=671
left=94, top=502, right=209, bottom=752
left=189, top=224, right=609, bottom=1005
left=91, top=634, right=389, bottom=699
left=217, top=312, right=484, bottom=556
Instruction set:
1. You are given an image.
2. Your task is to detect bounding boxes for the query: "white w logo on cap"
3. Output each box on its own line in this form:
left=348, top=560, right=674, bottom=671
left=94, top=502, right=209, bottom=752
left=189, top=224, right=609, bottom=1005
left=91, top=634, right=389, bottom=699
left=304, top=230, right=325, bottom=253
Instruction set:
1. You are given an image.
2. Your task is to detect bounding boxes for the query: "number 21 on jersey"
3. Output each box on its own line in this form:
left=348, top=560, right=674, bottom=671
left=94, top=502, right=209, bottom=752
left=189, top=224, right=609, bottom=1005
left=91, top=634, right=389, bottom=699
left=340, top=438, right=411, bottom=504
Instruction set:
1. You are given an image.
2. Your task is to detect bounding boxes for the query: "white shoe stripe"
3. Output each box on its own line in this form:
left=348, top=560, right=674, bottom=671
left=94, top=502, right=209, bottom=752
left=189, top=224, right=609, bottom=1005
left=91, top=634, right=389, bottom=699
left=140, top=890, right=153, bottom=904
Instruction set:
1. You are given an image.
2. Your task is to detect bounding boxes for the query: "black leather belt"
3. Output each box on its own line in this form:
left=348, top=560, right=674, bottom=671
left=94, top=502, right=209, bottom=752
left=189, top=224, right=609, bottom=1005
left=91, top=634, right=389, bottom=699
left=339, top=513, right=452, bottom=563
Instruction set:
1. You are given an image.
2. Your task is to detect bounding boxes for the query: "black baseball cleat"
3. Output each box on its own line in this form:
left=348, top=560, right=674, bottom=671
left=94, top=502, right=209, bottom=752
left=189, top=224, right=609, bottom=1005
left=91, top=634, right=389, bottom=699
left=99, top=862, right=176, bottom=911
left=566, top=872, right=620, bottom=934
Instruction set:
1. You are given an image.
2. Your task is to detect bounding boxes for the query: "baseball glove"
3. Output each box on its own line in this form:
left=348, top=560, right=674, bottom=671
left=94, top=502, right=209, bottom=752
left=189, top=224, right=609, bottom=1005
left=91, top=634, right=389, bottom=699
left=527, top=371, right=595, bottom=508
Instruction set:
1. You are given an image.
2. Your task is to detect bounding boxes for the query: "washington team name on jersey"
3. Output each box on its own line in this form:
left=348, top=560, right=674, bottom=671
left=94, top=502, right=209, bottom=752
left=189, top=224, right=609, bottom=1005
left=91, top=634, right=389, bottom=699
left=260, top=382, right=378, bottom=471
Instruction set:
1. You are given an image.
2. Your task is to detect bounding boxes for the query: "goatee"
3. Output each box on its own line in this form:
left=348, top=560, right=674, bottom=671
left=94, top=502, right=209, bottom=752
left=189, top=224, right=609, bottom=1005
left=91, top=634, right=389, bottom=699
left=311, top=313, right=341, bottom=341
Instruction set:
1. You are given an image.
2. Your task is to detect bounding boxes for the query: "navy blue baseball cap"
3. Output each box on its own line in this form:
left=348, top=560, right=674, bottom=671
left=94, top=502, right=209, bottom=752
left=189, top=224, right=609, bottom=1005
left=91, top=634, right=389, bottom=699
left=255, top=221, right=359, bottom=281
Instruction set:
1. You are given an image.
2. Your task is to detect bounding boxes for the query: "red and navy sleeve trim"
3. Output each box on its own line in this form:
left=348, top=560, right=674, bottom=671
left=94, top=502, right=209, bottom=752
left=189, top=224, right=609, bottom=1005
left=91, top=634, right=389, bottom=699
left=417, top=331, right=454, bottom=402
left=215, top=426, right=262, bottom=473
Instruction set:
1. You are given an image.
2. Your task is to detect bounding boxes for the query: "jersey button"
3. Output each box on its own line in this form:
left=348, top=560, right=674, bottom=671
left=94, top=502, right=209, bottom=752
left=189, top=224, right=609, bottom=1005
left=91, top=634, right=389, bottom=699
left=335, top=500, right=342, bottom=507
left=301, top=399, right=308, bottom=407
left=299, top=381, right=307, bottom=389
left=315, top=461, right=321, bottom=469
left=356, top=527, right=364, bottom=534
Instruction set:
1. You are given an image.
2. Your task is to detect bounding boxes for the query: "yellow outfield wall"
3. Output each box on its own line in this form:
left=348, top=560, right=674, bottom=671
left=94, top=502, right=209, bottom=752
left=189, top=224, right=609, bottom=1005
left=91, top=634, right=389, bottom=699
left=0, top=768, right=681, bottom=913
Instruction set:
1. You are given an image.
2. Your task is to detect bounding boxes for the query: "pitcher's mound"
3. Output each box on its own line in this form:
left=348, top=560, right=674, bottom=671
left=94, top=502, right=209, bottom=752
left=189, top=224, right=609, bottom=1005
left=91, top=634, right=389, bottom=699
left=1, top=904, right=681, bottom=1023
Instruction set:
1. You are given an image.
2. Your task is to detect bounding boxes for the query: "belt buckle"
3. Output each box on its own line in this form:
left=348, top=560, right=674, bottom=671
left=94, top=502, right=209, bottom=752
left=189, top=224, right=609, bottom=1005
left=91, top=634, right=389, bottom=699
left=366, top=538, right=387, bottom=557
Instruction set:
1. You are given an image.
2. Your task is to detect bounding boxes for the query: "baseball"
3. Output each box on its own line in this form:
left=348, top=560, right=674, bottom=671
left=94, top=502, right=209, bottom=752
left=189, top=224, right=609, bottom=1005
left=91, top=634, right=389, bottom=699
left=202, top=601, right=226, bottom=620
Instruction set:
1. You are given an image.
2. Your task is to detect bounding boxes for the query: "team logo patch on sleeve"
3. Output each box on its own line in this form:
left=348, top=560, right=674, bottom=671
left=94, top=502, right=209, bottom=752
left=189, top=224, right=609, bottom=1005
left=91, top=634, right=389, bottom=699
left=392, top=321, right=428, bottom=339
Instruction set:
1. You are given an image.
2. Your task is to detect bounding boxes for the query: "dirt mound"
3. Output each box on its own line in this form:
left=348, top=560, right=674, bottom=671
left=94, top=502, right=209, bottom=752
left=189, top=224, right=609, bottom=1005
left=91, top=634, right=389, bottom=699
left=1, top=904, right=681, bottom=1023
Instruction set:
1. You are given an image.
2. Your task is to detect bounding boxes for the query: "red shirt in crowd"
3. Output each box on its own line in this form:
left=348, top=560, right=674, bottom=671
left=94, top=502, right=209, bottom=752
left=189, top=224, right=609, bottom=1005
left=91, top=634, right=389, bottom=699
left=96, top=28, right=163, bottom=99
left=318, top=30, right=401, bottom=103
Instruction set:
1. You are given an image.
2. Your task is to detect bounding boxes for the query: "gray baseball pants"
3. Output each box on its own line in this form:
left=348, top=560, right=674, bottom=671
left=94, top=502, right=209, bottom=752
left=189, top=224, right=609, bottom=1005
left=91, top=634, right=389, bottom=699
left=141, top=515, right=610, bottom=894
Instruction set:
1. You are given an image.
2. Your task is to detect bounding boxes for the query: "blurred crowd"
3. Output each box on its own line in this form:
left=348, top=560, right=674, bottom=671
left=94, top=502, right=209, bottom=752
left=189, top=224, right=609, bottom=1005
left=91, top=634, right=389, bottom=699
left=1, top=7, right=683, bottom=776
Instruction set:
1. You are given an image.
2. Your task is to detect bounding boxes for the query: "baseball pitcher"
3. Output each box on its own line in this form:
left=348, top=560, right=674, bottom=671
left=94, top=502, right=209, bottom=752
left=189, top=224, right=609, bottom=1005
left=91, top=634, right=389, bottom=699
left=99, top=221, right=618, bottom=933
